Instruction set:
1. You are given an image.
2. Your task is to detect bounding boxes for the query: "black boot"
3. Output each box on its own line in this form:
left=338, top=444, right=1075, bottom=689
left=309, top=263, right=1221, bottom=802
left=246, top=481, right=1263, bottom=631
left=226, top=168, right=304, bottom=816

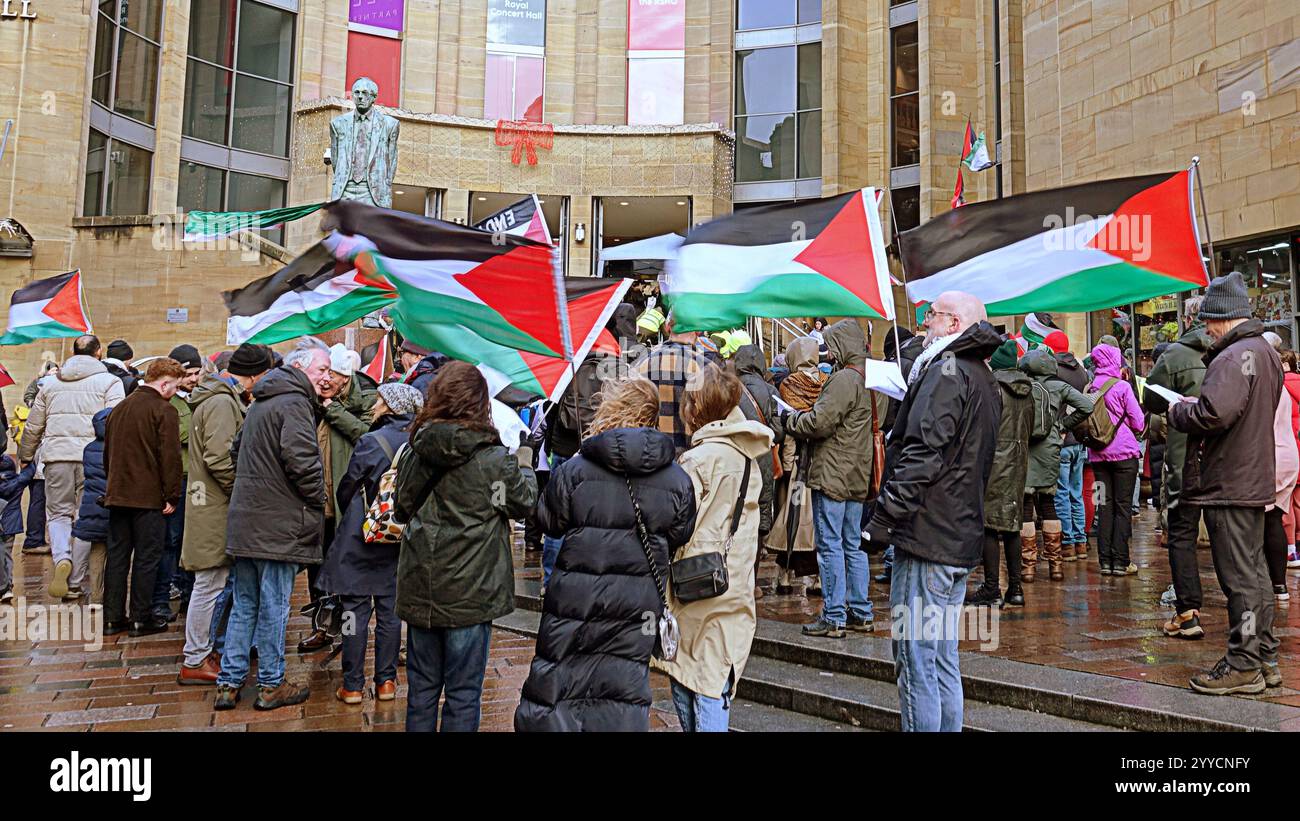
left=965, top=582, right=1002, bottom=607
left=1002, top=581, right=1025, bottom=608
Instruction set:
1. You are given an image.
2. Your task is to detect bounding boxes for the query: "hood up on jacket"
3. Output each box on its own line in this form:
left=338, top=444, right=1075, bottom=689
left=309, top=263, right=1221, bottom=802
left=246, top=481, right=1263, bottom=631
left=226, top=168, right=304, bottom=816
left=732, top=344, right=767, bottom=379
left=58, top=355, right=108, bottom=382
left=1019, top=347, right=1059, bottom=379
left=252, top=365, right=320, bottom=405
left=607, top=303, right=638, bottom=345
left=189, top=374, right=243, bottom=409
left=689, top=406, right=774, bottom=458
left=994, top=368, right=1033, bottom=397
left=1090, top=342, right=1125, bottom=379
left=948, top=320, right=1004, bottom=361
left=91, top=407, right=112, bottom=440
left=823, top=319, right=868, bottom=370
left=581, top=427, right=676, bottom=476
left=785, top=337, right=820, bottom=373
left=1176, top=323, right=1213, bottom=354
left=1055, top=350, right=1085, bottom=373
left=412, top=422, right=500, bottom=469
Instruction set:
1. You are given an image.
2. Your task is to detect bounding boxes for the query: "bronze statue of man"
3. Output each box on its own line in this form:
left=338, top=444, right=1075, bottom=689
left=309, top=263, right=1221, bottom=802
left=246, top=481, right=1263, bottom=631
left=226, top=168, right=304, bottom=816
left=330, top=77, right=400, bottom=208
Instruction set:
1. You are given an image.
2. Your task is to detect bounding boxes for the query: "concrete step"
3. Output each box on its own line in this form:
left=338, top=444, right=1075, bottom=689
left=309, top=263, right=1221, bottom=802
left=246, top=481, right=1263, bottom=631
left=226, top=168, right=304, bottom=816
left=494, top=609, right=866, bottom=732
left=740, top=655, right=1118, bottom=732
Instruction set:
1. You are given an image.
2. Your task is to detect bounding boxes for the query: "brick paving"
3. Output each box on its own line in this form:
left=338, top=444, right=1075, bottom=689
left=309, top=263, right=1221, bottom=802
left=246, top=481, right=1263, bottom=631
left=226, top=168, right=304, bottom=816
left=0, top=537, right=679, bottom=732
left=4, top=504, right=1296, bottom=731
left=757, top=506, right=1300, bottom=705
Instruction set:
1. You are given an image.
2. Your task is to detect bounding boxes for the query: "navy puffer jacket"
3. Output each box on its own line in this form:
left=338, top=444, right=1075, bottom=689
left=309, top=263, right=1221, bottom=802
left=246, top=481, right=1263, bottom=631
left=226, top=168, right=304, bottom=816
left=72, top=408, right=112, bottom=543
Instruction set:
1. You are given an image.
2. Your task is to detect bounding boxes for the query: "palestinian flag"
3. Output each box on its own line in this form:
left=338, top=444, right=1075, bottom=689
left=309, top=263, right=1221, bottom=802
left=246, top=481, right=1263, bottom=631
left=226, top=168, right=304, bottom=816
left=223, top=241, right=396, bottom=345
left=1010, top=312, right=1058, bottom=356
left=0, top=362, right=15, bottom=389
left=399, top=277, right=631, bottom=402
left=184, top=202, right=325, bottom=242
left=902, top=169, right=1211, bottom=315
left=666, top=188, right=895, bottom=331
left=362, top=333, right=391, bottom=383
left=0, top=270, right=92, bottom=346
left=961, top=120, right=993, bottom=172
left=326, top=201, right=567, bottom=359
left=473, top=195, right=552, bottom=246
left=952, top=166, right=965, bottom=209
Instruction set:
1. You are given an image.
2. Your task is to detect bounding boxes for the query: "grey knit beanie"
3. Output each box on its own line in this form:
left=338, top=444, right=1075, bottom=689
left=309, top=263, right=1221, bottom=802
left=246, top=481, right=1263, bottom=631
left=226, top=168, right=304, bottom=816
left=1198, top=271, right=1252, bottom=321
left=377, top=382, right=423, bottom=417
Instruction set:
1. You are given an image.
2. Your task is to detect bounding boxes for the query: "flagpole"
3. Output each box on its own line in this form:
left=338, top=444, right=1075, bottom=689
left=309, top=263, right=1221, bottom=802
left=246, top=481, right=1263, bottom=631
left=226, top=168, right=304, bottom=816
left=886, top=186, right=914, bottom=340
left=1191, top=156, right=1218, bottom=279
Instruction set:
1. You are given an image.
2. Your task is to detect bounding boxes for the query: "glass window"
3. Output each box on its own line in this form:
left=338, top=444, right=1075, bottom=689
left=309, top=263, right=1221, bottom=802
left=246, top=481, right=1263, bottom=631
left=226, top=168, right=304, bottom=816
left=797, top=111, right=821, bottom=178
left=232, top=74, right=291, bottom=156
left=189, top=0, right=236, bottom=66
left=737, top=0, right=795, bottom=30
left=798, top=0, right=820, bottom=23
left=237, top=0, right=294, bottom=83
left=891, top=22, right=919, bottom=167
left=229, top=172, right=287, bottom=244
left=182, top=60, right=233, bottom=145
left=83, top=130, right=108, bottom=218
left=628, top=57, right=684, bottom=125
left=891, top=185, right=921, bottom=234
left=485, top=52, right=544, bottom=121
left=92, top=13, right=114, bottom=106
left=735, top=114, right=797, bottom=182
left=177, top=161, right=225, bottom=212
left=346, top=31, right=402, bottom=107
left=736, top=47, right=797, bottom=116
left=797, top=42, right=821, bottom=110
left=1220, top=238, right=1295, bottom=341
left=110, top=0, right=163, bottom=41
left=103, top=138, right=152, bottom=216
left=113, top=31, right=161, bottom=125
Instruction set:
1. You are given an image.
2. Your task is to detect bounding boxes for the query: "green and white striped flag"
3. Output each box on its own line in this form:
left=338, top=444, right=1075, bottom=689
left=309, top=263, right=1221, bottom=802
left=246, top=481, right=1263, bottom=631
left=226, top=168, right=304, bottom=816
left=183, top=203, right=326, bottom=242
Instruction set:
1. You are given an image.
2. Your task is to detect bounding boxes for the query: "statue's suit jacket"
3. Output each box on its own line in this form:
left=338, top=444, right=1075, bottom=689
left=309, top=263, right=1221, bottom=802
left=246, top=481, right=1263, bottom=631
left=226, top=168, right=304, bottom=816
left=329, top=109, right=400, bottom=207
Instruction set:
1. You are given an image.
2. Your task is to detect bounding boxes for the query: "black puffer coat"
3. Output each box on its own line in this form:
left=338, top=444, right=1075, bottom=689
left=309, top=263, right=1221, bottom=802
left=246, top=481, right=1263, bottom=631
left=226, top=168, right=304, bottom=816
left=515, top=427, right=696, bottom=732
left=867, top=321, right=1003, bottom=568
left=226, top=366, right=327, bottom=565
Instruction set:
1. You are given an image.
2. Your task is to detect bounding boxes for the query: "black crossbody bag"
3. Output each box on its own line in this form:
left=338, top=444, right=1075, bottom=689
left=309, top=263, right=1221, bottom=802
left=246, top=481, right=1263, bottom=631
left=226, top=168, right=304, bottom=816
left=669, top=456, right=752, bottom=603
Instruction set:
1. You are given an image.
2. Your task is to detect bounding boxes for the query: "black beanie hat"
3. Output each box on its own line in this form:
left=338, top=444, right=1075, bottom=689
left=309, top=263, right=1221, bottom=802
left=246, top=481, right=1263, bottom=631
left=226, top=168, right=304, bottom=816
left=227, top=343, right=274, bottom=377
left=168, top=344, right=202, bottom=370
left=106, top=339, right=133, bottom=361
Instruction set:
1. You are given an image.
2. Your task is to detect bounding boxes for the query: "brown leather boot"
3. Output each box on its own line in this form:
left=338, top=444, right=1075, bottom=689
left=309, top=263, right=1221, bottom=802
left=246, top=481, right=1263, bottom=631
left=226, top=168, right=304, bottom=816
left=1020, top=522, right=1038, bottom=583
left=1044, top=520, right=1065, bottom=581
left=1075, top=541, right=1089, bottom=561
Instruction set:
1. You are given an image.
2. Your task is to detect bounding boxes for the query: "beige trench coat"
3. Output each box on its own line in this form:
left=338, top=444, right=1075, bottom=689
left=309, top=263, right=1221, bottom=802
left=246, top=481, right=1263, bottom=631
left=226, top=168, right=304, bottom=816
left=652, top=407, right=773, bottom=698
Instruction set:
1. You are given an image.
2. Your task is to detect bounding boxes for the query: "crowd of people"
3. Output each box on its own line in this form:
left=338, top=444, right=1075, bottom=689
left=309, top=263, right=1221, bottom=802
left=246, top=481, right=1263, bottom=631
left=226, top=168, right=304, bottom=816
left=0, top=266, right=1292, bottom=731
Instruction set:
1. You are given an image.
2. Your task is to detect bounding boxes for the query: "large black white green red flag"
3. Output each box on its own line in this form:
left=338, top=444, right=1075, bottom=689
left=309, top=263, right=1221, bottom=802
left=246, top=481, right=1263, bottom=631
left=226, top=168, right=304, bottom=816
left=472, top=195, right=552, bottom=245
left=0, top=270, right=93, bottom=346
left=666, top=188, right=894, bottom=331
left=901, top=169, right=1210, bottom=315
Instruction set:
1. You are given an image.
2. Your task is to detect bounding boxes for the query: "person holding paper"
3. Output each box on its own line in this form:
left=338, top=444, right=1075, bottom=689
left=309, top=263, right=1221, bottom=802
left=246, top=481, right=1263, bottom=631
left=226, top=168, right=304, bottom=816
left=1141, top=295, right=1210, bottom=639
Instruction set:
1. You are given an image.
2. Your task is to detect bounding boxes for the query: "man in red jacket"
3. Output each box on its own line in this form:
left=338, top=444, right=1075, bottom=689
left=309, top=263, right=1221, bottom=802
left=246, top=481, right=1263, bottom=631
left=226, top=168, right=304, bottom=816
left=101, top=357, right=186, bottom=638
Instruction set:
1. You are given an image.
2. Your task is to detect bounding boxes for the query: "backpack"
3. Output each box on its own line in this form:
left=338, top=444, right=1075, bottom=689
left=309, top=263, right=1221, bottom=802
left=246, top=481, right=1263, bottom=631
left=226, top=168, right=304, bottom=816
left=1028, top=381, right=1052, bottom=442
left=1073, top=377, right=1120, bottom=450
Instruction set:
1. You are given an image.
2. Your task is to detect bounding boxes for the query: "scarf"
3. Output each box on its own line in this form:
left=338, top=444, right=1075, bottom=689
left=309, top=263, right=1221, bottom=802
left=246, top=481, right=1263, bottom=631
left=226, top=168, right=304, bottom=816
left=779, top=369, right=827, bottom=411
left=908, top=332, right=961, bottom=385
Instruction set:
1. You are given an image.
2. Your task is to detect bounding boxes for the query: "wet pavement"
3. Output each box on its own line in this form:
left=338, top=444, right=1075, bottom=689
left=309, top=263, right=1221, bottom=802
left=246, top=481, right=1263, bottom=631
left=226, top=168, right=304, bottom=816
left=2, top=504, right=1296, bottom=731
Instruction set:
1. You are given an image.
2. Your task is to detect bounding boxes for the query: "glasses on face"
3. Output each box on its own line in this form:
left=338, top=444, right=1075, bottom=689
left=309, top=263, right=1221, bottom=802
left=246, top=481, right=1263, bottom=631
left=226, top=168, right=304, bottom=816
left=924, top=308, right=958, bottom=324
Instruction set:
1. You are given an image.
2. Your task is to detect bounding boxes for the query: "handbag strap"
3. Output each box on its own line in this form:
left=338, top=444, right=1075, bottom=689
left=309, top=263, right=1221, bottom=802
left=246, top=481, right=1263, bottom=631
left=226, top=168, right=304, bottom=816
left=625, top=477, right=669, bottom=610
left=738, top=381, right=768, bottom=426
left=726, top=457, right=754, bottom=544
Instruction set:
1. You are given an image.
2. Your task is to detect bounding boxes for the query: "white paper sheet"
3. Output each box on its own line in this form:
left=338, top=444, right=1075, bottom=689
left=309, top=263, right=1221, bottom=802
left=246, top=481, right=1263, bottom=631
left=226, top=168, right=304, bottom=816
left=862, top=359, right=908, bottom=401
left=1144, top=382, right=1186, bottom=405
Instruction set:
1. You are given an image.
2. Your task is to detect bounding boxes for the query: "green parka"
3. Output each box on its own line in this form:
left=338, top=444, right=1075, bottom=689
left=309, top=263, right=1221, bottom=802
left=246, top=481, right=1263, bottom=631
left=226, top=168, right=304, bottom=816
left=180, top=377, right=244, bottom=571
left=321, top=372, right=378, bottom=510
left=983, top=369, right=1034, bottom=532
left=395, top=422, right=537, bottom=629
left=1140, top=324, right=1210, bottom=510
left=1019, top=349, right=1093, bottom=492
left=785, top=320, right=876, bottom=502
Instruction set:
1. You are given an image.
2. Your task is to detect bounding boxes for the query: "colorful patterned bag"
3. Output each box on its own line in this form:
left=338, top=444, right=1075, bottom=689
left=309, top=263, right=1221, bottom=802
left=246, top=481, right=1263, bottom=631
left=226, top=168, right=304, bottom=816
left=363, top=441, right=406, bottom=544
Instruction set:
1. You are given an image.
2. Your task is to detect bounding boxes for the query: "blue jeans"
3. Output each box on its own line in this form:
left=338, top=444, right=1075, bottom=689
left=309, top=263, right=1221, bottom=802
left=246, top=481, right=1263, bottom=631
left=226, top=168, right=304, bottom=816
left=811, top=491, right=871, bottom=625
left=890, top=550, right=969, bottom=732
left=216, top=558, right=296, bottom=689
left=405, top=622, right=493, bottom=732
left=541, top=453, right=569, bottom=589
left=151, top=493, right=187, bottom=617
left=211, top=573, right=234, bottom=655
left=1054, top=444, right=1087, bottom=545
left=670, top=671, right=734, bottom=733
left=883, top=546, right=895, bottom=573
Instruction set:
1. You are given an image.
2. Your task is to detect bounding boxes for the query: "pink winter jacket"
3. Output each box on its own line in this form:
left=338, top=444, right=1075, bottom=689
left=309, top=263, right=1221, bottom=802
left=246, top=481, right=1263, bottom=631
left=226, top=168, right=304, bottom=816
left=1086, top=344, right=1145, bottom=463
left=1269, top=389, right=1299, bottom=511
